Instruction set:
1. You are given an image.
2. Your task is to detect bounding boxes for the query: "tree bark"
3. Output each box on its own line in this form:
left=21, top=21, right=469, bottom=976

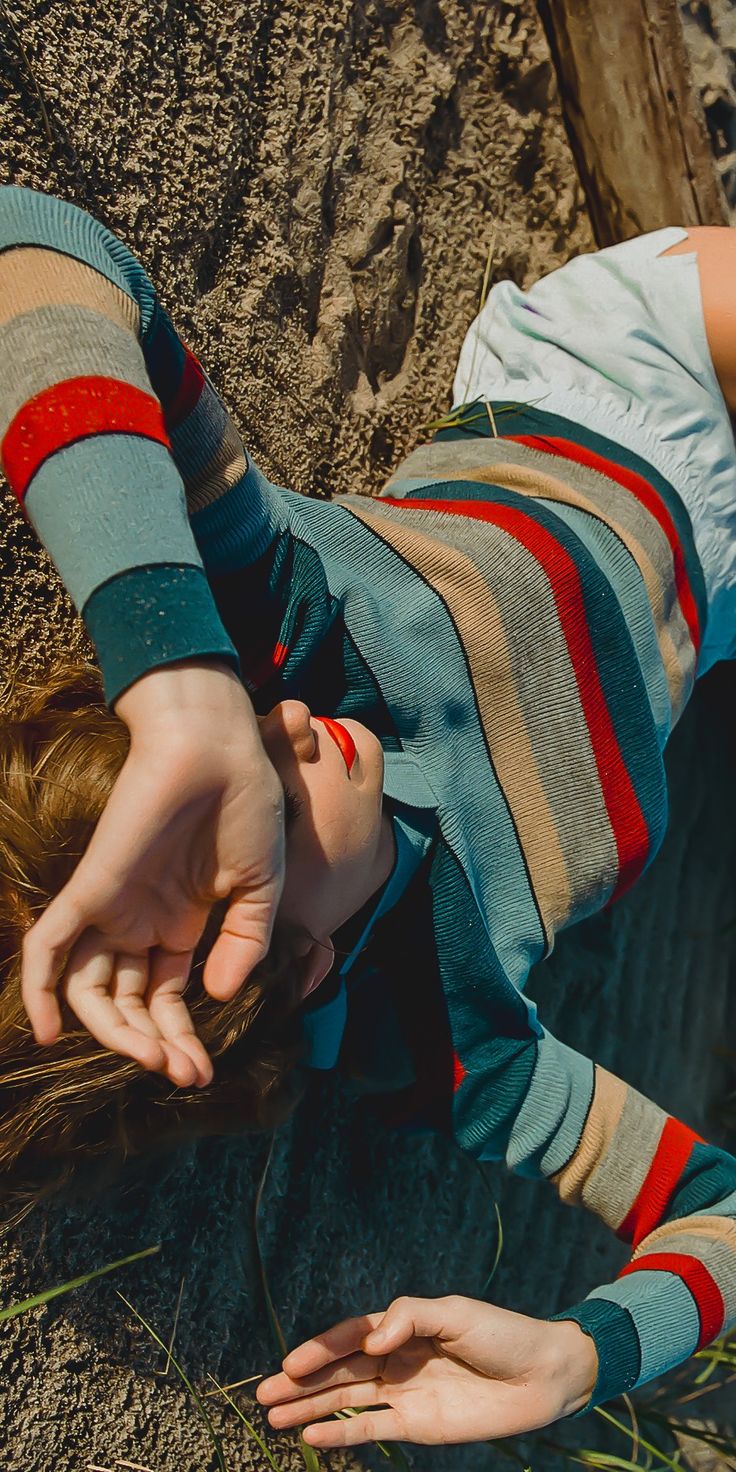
left=536, top=0, right=729, bottom=245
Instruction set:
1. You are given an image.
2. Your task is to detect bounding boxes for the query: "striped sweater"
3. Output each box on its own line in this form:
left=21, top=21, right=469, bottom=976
left=1, top=186, right=734, bottom=1411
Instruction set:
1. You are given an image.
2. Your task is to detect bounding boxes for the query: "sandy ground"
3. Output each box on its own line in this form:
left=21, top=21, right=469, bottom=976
left=0, top=2, right=734, bottom=1469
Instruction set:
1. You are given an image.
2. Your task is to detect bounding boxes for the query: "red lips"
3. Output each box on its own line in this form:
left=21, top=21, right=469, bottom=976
left=314, top=716, right=357, bottom=774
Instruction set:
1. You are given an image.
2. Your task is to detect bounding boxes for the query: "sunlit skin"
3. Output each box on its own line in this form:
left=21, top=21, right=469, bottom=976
left=257, top=701, right=397, bottom=997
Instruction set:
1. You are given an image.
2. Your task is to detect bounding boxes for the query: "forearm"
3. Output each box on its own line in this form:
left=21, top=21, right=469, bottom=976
left=547, top=1065, right=736, bottom=1408
left=0, top=187, right=282, bottom=704
left=459, top=1020, right=736, bottom=1411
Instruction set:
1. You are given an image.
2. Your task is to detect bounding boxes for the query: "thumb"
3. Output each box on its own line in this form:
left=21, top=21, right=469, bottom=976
left=21, top=882, right=89, bottom=1043
left=201, top=890, right=276, bottom=1000
left=362, top=1296, right=459, bottom=1355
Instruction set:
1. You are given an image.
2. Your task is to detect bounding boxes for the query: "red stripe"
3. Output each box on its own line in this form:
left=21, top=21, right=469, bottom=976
left=618, top=1253, right=724, bottom=1349
left=452, top=1053, right=466, bottom=1093
left=509, top=433, right=701, bottom=651
left=618, top=1118, right=702, bottom=1247
left=246, top=640, right=289, bottom=690
left=165, top=343, right=205, bottom=430
left=378, top=494, right=650, bottom=895
left=1, top=376, right=170, bottom=505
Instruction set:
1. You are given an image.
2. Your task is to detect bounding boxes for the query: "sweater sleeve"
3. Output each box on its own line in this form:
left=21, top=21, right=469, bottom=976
left=0, top=186, right=283, bottom=706
left=458, top=1019, right=736, bottom=1408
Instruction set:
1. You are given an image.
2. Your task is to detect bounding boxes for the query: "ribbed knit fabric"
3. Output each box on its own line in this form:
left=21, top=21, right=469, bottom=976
left=1, top=186, right=733, bottom=1411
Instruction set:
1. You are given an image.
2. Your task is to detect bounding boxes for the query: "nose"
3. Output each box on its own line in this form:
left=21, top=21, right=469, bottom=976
left=260, top=700, right=317, bottom=761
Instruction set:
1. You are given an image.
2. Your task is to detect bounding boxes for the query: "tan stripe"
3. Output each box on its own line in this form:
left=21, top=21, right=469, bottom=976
left=553, top=1066, right=627, bottom=1207
left=422, top=460, right=687, bottom=715
left=577, top=1082, right=668, bottom=1232
left=634, top=1215, right=736, bottom=1256
left=633, top=1222, right=736, bottom=1322
left=183, top=415, right=248, bottom=513
left=0, top=247, right=140, bottom=336
left=346, top=501, right=572, bottom=937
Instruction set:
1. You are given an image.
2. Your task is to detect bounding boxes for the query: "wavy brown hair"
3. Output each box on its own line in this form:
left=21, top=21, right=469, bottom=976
left=0, top=655, right=306, bottom=1230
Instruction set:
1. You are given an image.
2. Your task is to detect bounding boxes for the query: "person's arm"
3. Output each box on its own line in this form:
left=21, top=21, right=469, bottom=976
left=254, top=1026, right=735, bottom=1449
left=0, top=187, right=288, bottom=1079
left=0, top=184, right=286, bottom=705
left=457, top=1020, right=736, bottom=1409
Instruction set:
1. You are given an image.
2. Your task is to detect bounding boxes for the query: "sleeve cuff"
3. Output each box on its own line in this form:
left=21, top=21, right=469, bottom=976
left=83, top=563, right=241, bottom=706
left=548, top=1298, right=641, bottom=1414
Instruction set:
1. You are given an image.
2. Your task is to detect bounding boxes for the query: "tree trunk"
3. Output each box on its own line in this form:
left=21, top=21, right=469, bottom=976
left=536, top=0, right=729, bottom=244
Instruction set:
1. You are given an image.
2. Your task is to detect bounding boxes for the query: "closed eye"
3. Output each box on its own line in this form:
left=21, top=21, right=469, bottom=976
left=283, top=785, right=303, bottom=829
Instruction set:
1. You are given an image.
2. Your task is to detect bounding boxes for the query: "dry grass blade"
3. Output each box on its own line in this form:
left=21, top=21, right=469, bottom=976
left=254, top=1134, right=320, bottom=1472
left=621, top=1395, right=641, bottom=1466
left=116, top=1292, right=227, bottom=1472
left=594, top=1407, right=684, bottom=1472
left=0, top=1244, right=160, bottom=1322
left=460, top=223, right=498, bottom=406
left=155, top=1274, right=186, bottom=1378
left=639, top=1410, right=736, bottom=1462
left=86, top=1460, right=157, bottom=1472
left=0, top=0, right=55, bottom=143
left=207, top=1373, right=284, bottom=1472
left=204, top=1373, right=262, bottom=1398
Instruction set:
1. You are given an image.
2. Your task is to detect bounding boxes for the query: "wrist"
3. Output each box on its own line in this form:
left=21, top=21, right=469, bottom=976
left=543, top=1319, right=599, bottom=1418
left=114, top=658, right=256, bottom=732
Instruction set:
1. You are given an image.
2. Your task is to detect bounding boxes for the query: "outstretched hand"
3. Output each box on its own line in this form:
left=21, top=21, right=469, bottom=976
left=257, top=1295, right=598, bottom=1448
left=20, top=661, right=285, bottom=1087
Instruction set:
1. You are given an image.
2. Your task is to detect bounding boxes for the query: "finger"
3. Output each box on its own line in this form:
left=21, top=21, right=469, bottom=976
left=202, top=888, right=280, bottom=1000
left=107, top=958, right=201, bottom=1088
left=274, top=1314, right=384, bottom=1383
left=267, top=1381, right=384, bottom=1431
left=21, top=892, right=87, bottom=1043
left=363, top=1296, right=467, bottom=1354
left=302, top=1410, right=399, bottom=1450
left=62, top=937, right=167, bottom=1073
left=258, top=1351, right=384, bottom=1406
left=144, top=951, right=214, bottom=1087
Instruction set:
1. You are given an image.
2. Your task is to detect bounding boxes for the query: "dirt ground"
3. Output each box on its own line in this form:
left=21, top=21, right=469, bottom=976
left=0, top=2, right=734, bottom=1470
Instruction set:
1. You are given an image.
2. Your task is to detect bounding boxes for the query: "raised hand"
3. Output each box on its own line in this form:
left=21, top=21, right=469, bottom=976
left=20, top=660, right=285, bottom=1087
left=257, top=1295, right=599, bottom=1448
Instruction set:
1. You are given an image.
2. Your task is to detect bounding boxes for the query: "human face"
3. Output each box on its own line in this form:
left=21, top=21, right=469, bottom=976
left=257, top=702, right=395, bottom=995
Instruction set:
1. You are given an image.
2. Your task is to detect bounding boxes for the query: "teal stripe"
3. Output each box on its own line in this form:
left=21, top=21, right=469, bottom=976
left=288, top=488, right=547, bottom=982
left=550, top=1297, right=641, bottom=1409
left=400, top=477, right=668, bottom=869
left=505, top=1031, right=595, bottom=1179
left=586, top=1271, right=700, bottom=1385
left=170, top=379, right=229, bottom=482
left=84, top=564, right=240, bottom=706
left=0, top=186, right=157, bottom=331
left=364, top=496, right=621, bottom=919
left=666, top=1142, right=736, bottom=1220
left=25, top=436, right=203, bottom=613
left=429, top=845, right=542, bottom=1158
left=189, top=459, right=286, bottom=570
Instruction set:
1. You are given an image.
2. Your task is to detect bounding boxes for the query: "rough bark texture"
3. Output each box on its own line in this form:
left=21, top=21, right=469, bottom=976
left=537, top=0, right=728, bottom=245
left=681, top=0, right=736, bottom=218
left=0, top=3, right=734, bottom=1470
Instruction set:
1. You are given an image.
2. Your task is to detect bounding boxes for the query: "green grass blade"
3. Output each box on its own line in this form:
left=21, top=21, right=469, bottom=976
left=116, top=1292, right=227, bottom=1472
left=253, top=1135, right=321, bottom=1472
left=207, top=1373, right=284, bottom=1472
left=594, top=1407, right=683, bottom=1472
left=0, top=1244, right=160, bottom=1322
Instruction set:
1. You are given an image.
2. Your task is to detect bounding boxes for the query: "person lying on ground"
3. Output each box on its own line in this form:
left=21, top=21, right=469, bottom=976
left=0, top=186, right=734, bottom=1441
